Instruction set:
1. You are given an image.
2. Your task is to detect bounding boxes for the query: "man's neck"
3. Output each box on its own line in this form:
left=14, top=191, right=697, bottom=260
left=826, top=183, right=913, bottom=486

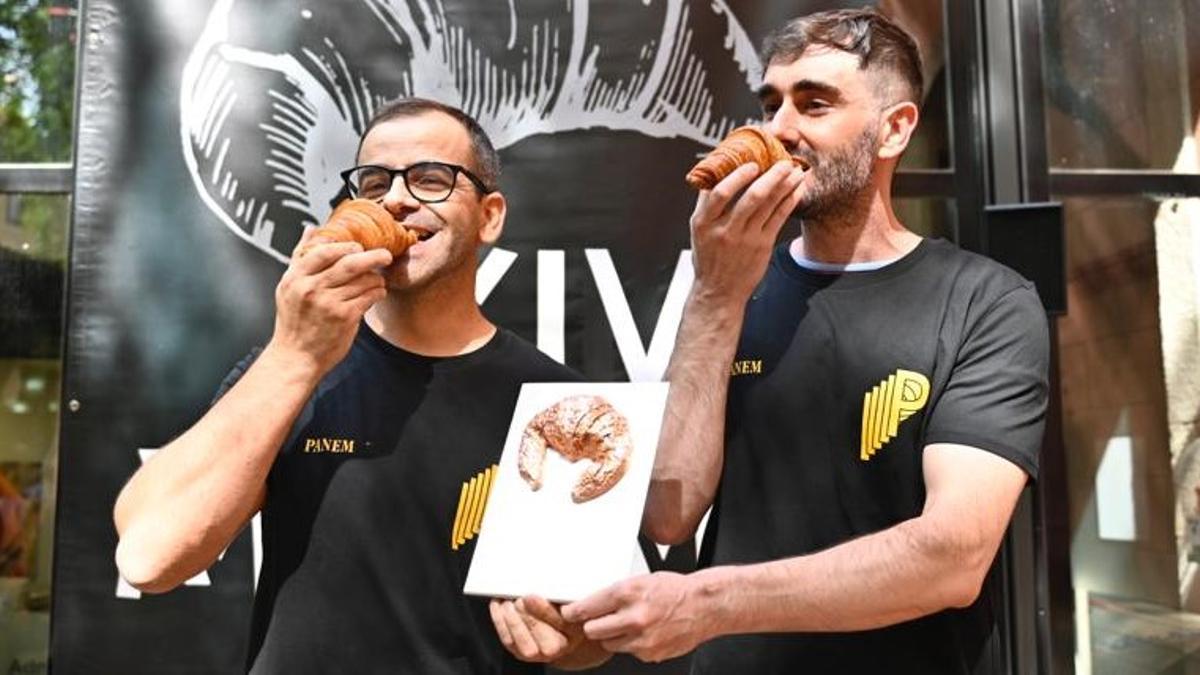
left=792, top=190, right=922, bottom=265
left=365, top=274, right=495, bottom=357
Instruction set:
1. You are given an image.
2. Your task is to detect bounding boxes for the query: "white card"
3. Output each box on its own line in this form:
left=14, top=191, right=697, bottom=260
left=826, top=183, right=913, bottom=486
left=463, top=381, right=669, bottom=603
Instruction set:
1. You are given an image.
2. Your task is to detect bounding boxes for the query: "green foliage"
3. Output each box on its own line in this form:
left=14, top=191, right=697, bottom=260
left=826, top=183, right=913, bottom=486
left=0, top=1, right=76, bottom=263
left=0, top=0, right=77, bottom=162
left=14, top=194, right=69, bottom=261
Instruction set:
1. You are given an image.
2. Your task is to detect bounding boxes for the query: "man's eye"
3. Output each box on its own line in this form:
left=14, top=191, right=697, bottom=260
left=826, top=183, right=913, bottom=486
left=414, top=174, right=451, bottom=188
left=360, top=175, right=389, bottom=193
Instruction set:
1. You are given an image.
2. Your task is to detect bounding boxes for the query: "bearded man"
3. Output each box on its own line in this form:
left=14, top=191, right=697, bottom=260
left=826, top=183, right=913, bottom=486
left=497, top=9, right=1050, bottom=675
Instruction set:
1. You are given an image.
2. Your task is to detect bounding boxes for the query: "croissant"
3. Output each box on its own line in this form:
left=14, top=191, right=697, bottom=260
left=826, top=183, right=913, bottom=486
left=298, top=198, right=418, bottom=257
left=517, top=395, right=634, bottom=503
left=685, top=126, right=803, bottom=190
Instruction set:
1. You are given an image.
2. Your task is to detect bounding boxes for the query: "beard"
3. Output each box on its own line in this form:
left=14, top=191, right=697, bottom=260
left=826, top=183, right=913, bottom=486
left=383, top=225, right=478, bottom=293
left=793, top=124, right=880, bottom=226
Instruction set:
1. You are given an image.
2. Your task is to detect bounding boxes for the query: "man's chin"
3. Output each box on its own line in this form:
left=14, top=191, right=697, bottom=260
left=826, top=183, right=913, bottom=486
left=382, top=263, right=427, bottom=292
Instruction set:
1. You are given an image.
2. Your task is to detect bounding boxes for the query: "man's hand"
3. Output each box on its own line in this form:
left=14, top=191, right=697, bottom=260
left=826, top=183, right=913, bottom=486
left=562, top=572, right=716, bottom=663
left=689, top=160, right=805, bottom=306
left=268, top=228, right=392, bottom=374
left=490, top=596, right=611, bottom=670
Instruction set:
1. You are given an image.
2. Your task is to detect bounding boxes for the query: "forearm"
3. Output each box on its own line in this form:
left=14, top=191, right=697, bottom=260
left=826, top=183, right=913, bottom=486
left=643, top=288, right=745, bottom=544
left=114, top=343, right=321, bottom=591
left=696, top=516, right=990, bottom=636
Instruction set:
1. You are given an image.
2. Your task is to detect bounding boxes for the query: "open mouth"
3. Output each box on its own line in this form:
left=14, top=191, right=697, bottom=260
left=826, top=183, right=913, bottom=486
left=403, top=224, right=435, bottom=242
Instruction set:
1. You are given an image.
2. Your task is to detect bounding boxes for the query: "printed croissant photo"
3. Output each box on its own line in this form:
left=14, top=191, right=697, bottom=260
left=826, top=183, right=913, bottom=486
left=685, top=125, right=807, bottom=191
left=297, top=198, right=419, bottom=257
left=517, top=395, right=634, bottom=503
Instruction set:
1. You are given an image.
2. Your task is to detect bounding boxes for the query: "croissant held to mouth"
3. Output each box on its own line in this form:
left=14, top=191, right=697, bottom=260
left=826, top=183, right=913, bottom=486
left=297, top=198, right=419, bottom=257
left=685, top=125, right=807, bottom=191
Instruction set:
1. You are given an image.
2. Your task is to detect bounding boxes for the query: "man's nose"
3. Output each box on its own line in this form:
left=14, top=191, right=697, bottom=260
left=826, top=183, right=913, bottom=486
left=766, top=104, right=802, bottom=149
left=381, top=176, right=422, bottom=215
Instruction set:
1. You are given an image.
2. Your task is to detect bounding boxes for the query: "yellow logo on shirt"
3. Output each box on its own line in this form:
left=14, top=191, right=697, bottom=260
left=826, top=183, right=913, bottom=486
left=730, top=359, right=763, bottom=376
left=451, top=464, right=498, bottom=551
left=302, top=437, right=356, bottom=454
left=860, top=369, right=930, bottom=461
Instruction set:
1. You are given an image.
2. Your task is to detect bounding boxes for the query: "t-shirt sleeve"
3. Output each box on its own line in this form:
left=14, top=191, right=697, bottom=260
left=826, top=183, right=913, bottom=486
left=923, top=283, right=1050, bottom=480
left=210, top=347, right=263, bottom=405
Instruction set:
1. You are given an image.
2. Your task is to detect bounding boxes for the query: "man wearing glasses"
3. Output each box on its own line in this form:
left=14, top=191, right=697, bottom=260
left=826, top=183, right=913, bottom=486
left=113, top=98, right=607, bottom=673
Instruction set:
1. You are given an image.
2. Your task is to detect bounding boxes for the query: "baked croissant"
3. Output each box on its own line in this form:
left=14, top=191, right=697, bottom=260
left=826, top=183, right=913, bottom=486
left=685, top=125, right=803, bottom=190
left=298, top=198, right=418, bottom=257
left=518, top=395, right=634, bottom=503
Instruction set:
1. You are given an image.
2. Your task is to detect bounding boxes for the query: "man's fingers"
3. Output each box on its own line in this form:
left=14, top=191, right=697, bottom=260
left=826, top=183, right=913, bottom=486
left=515, top=600, right=570, bottom=657
left=581, top=612, right=635, bottom=641
left=496, top=601, right=541, bottom=659
left=760, top=179, right=806, bottom=236
left=521, top=596, right=568, bottom=632
left=291, top=241, right=364, bottom=274
left=490, top=600, right=514, bottom=648
left=725, top=161, right=797, bottom=230
left=332, top=269, right=386, bottom=301
left=692, top=163, right=762, bottom=223
left=320, top=249, right=393, bottom=287
left=344, top=283, right=388, bottom=318
left=562, top=586, right=622, bottom=624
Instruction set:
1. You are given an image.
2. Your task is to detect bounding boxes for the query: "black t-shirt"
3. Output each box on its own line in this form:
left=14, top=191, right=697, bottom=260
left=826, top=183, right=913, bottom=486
left=694, top=239, right=1049, bottom=675
left=217, top=326, right=578, bottom=674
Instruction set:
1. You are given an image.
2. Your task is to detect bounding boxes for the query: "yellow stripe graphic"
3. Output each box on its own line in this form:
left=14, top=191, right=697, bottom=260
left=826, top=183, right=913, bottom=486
left=451, top=464, right=499, bottom=550
left=454, top=477, right=476, bottom=550
left=864, top=385, right=875, bottom=459
left=859, top=369, right=930, bottom=461
left=872, top=383, right=884, bottom=451
left=463, top=477, right=480, bottom=543
left=468, top=470, right=487, bottom=536
left=451, top=482, right=469, bottom=549
left=874, top=377, right=888, bottom=451
left=885, top=374, right=900, bottom=440
left=860, top=392, right=872, bottom=461
left=468, top=466, right=487, bottom=533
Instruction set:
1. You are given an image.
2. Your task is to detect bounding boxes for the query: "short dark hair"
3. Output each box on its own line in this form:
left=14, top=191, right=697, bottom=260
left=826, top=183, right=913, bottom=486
left=759, top=9, right=923, bottom=107
left=357, top=97, right=501, bottom=192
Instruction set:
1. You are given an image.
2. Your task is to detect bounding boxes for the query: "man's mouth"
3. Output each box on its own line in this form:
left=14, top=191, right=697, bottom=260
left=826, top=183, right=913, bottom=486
left=402, top=224, right=435, bottom=242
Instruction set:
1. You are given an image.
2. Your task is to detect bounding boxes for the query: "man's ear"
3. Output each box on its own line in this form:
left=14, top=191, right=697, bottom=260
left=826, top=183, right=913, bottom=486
left=478, top=191, right=506, bottom=244
left=877, top=101, right=920, bottom=160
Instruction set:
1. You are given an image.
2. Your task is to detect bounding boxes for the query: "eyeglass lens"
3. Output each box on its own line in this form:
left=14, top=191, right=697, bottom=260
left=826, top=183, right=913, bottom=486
left=352, top=163, right=458, bottom=202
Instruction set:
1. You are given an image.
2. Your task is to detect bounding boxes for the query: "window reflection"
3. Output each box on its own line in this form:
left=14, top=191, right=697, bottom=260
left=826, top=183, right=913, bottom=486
left=0, top=193, right=66, bottom=675
left=1058, top=196, right=1200, bottom=673
left=1043, top=0, right=1200, bottom=172
left=881, top=0, right=952, bottom=170
left=895, top=198, right=953, bottom=240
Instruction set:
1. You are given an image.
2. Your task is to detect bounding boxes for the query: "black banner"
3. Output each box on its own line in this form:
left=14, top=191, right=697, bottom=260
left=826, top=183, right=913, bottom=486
left=55, top=0, right=869, bottom=672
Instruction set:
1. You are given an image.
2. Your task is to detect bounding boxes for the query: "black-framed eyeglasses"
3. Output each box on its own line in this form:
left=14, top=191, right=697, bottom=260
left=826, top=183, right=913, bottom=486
left=339, top=161, right=493, bottom=204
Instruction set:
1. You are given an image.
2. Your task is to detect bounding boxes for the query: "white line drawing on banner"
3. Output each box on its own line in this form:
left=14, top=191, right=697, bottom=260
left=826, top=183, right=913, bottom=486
left=180, top=0, right=761, bottom=264
left=180, top=0, right=742, bottom=381
left=115, top=449, right=263, bottom=600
